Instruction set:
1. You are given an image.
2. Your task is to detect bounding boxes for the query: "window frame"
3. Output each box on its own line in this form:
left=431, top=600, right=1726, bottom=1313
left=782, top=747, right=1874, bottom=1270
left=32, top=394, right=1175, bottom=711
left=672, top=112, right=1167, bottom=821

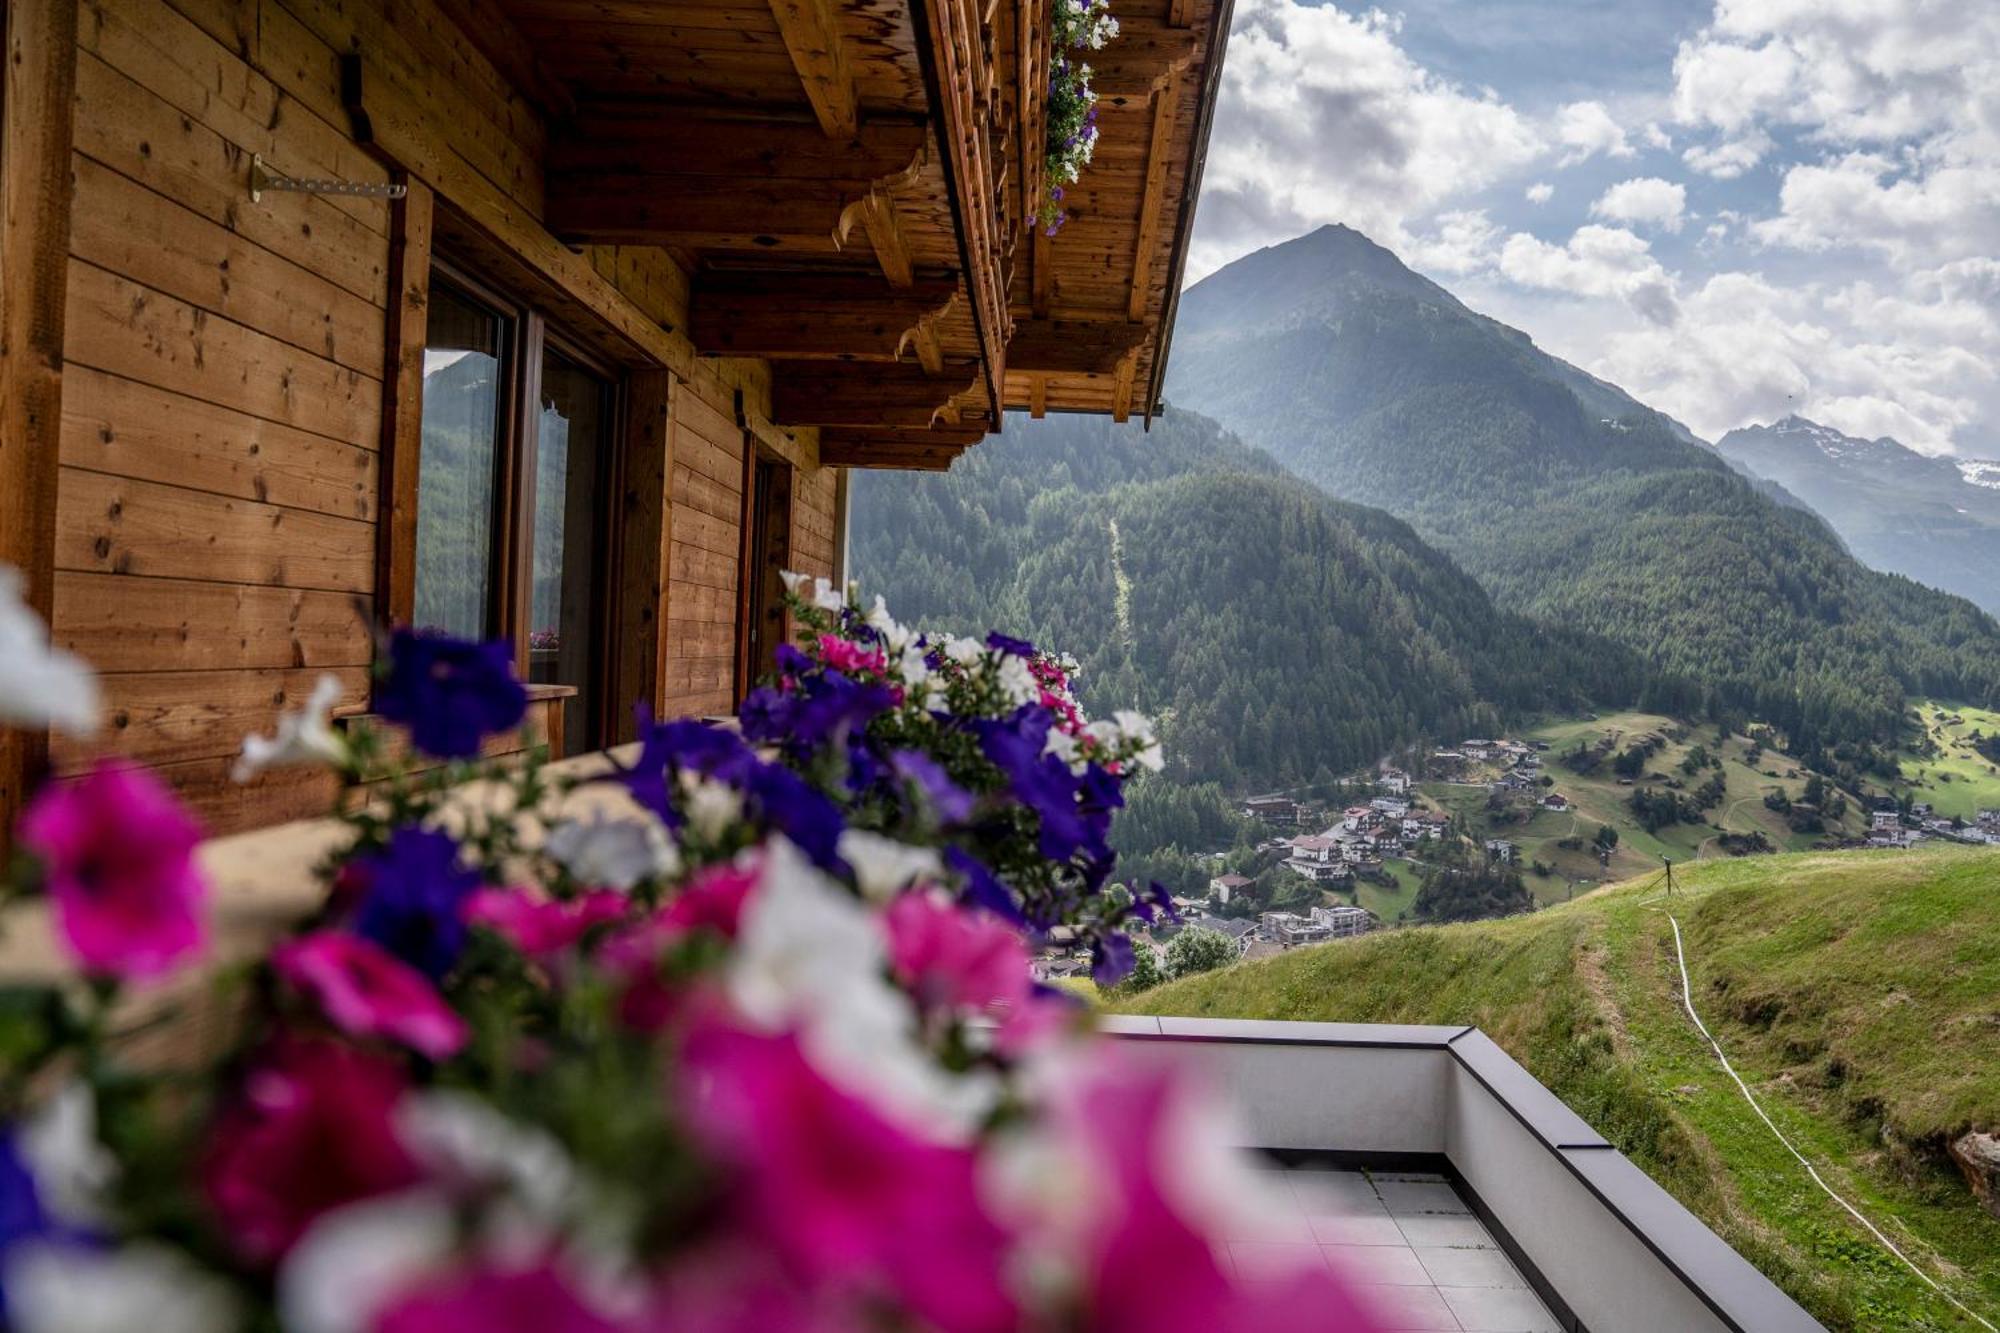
left=415, top=254, right=628, bottom=751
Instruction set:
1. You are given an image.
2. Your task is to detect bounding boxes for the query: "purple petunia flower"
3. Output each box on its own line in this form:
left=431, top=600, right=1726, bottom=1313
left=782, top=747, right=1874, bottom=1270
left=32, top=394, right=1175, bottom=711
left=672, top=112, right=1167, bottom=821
left=350, top=827, right=483, bottom=981
left=1090, top=931, right=1135, bottom=986
left=891, top=750, right=975, bottom=825
left=376, top=629, right=527, bottom=760
left=985, top=632, right=1036, bottom=658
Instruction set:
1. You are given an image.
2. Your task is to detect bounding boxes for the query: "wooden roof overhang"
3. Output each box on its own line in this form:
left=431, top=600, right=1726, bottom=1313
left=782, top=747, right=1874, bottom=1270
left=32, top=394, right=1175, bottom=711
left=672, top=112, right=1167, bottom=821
left=442, top=0, right=1229, bottom=469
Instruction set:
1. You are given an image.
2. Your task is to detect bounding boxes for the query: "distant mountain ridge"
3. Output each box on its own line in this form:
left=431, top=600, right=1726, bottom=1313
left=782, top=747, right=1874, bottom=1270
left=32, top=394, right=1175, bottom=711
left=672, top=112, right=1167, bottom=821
left=1716, top=416, right=2000, bottom=616
left=1161, top=224, right=2000, bottom=753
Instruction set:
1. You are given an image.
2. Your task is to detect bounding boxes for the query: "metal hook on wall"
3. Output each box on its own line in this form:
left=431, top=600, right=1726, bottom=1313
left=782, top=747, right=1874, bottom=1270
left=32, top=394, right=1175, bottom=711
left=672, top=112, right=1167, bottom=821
left=249, top=154, right=409, bottom=204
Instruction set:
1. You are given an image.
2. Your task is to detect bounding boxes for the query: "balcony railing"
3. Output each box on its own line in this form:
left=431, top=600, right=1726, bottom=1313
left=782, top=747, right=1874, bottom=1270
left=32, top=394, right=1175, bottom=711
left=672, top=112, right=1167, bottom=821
left=1108, top=1015, right=1826, bottom=1333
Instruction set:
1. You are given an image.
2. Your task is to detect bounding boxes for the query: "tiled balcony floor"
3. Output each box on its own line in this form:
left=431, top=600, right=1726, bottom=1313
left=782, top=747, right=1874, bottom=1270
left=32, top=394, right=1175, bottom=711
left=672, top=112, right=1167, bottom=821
left=1229, top=1163, right=1562, bottom=1332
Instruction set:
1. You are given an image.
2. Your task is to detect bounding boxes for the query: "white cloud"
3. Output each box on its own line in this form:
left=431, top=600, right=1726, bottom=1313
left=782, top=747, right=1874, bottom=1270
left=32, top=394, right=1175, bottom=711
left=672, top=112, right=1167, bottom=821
left=1671, top=0, right=1999, bottom=268
left=1186, top=0, right=1542, bottom=279
left=1554, top=100, right=1634, bottom=165
left=1751, top=149, right=2000, bottom=264
left=1525, top=181, right=1554, bottom=205
left=1498, top=225, right=1680, bottom=325
left=1564, top=265, right=1999, bottom=455
left=1682, top=130, right=1772, bottom=178
left=1403, top=210, right=1504, bottom=276
left=1589, top=177, right=1689, bottom=232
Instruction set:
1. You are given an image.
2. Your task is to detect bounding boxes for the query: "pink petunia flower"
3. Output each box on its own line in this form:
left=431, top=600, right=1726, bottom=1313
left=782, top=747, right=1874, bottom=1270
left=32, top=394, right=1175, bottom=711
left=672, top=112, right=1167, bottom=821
left=881, top=892, right=1032, bottom=1017
left=678, top=1019, right=1016, bottom=1333
left=1029, top=1055, right=1382, bottom=1333
left=273, top=931, right=469, bottom=1060
left=18, top=759, right=207, bottom=979
left=203, top=1037, right=422, bottom=1266
left=657, top=859, right=761, bottom=938
left=817, top=635, right=886, bottom=676
left=374, top=1262, right=622, bottom=1333
left=463, top=887, right=629, bottom=959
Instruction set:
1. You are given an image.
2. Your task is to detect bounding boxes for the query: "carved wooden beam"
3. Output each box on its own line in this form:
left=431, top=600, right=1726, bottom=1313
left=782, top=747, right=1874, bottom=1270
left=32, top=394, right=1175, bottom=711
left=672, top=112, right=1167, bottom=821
left=1128, top=70, right=1179, bottom=321
left=819, top=443, right=968, bottom=470
left=772, top=362, right=986, bottom=428
left=819, top=425, right=989, bottom=451
left=768, top=0, right=859, bottom=138
left=1007, top=318, right=1152, bottom=375
left=690, top=271, right=960, bottom=360
left=546, top=113, right=931, bottom=256
left=1111, top=349, right=1138, bottom=423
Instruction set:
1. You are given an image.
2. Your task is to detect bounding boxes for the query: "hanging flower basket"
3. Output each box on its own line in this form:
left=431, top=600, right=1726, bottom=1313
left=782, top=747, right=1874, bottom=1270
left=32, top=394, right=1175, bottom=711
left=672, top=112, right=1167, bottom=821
left=1041, top=0, right=1118, bottom=235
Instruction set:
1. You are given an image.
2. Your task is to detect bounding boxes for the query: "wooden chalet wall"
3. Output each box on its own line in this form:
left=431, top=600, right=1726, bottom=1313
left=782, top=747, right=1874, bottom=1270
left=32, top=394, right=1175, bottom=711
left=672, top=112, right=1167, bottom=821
left=28, top=0, right=840, bottom=835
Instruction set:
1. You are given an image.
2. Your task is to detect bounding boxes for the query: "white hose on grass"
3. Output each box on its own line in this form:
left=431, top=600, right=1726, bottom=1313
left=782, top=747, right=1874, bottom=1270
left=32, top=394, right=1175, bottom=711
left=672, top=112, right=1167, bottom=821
left=1661, top=911, right=1996, bottom=1331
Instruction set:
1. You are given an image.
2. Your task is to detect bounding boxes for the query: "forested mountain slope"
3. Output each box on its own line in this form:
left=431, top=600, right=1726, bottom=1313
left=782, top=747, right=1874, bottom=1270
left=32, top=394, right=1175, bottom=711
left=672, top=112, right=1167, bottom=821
left=850, top=411, right=1635, bottom=787
left=1163, top=225, right=2000, bottom=754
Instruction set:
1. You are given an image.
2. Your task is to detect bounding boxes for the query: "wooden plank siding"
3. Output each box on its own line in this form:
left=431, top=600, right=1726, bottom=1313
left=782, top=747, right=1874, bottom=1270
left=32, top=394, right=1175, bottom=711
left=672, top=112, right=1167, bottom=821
left=33, top=0, right=849, bottom=836
left=0, top=0, right=83, bottom=851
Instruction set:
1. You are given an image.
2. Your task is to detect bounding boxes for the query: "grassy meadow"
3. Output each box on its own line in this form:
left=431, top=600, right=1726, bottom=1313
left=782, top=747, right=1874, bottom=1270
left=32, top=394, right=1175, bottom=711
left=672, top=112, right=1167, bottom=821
left=1894, top=701, right=2000, bottom=820
left=1421, top=711, right=1866, bottom=903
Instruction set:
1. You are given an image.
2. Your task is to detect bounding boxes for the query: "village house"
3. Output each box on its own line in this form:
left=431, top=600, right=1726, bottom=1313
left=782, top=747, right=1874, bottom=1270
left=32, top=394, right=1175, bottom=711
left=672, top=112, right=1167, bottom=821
left=1369, top=794, right=1410, bottom=819
left=1195, top=914, right=1258, bottom=956
left=1208, top=872, right=1250, bottom=904
left=1541, top=792, right=1572, bottom=812
left=1285, top=835, right=1352, bottom=882
left=1242, top=795, right=1306, bottom=827
left=1311, top=904, right=1374, bottom=939
left=1259, top=910, right=1330, bottom=949
left=1871, top=809, right=1904, bottom=833
left=1485, top=838, right=1517, bottom=864
left=1378, top=769, right=1411, bottom=795
left=0, top=0, right=1227, bottom=842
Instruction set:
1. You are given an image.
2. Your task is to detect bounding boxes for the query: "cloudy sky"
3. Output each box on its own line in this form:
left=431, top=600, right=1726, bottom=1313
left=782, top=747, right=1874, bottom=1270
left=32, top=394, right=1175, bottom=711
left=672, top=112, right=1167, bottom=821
left=1183, top=0, right=2000, bottom=455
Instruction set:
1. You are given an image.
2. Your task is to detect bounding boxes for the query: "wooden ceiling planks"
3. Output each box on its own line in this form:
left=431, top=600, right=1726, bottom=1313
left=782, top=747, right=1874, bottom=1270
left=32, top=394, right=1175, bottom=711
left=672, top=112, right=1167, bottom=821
left=494, top=0, right=1226, bottom=468
left=1003, top=0, right=1227, bottom=423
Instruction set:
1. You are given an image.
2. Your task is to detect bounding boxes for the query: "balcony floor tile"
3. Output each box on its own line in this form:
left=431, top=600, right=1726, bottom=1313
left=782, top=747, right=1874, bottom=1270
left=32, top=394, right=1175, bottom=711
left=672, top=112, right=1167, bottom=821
left=1439, top=1284, right=1561, bottom=1332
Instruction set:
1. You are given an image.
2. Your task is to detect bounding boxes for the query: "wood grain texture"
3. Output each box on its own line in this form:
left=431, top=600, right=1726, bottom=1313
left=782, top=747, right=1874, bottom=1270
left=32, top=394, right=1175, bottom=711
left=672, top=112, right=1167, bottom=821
left=612, top=371, right=675, bottom=740
left=376, top=177, right=432, bottom=625
left=1, top=0, right=82, bottom=848
left=61, top=365, right=377, bottom=519
left=52, top=571, right=373, bottom=673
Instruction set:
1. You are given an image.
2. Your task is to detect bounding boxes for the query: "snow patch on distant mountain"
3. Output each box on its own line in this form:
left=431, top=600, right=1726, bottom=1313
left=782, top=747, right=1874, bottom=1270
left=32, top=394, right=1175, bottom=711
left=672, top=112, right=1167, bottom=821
left=1959, top=460, right=2000, bottom=491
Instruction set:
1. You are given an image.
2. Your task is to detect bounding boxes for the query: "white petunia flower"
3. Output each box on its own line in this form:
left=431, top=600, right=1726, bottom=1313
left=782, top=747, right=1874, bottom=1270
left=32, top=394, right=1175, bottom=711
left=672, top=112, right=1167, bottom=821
left=865, top=596, right=914, bottom=654
left=996, top=654, right=1039, bottom=707
left=779, top=570, right=812, bottom=596
left=677, top=771, right=745, bottom=842
left=812, top=580, right=846, bottom=615
left=278, top=1193, right=458, bottom=1333
left=1113, top=710, right=1165, bottom=772
left=1043, top=727, right=1084, bottom=774
left=0, top=565, right=99, bottom=735
left=16, top=1082, right=115, bottom=1227
left=544, top=811, right=679, bottom=890
left=838, top=828, right=942, bottom=901
left=729, top=839, right=998, bottom=1139
left=395, top=1090, right=580, bottom=1223
left=944, top=636, right=986, bottom=667
left=5, top=1241, right=238, bottom=1333
left=232, top=673, right=349, bottom=783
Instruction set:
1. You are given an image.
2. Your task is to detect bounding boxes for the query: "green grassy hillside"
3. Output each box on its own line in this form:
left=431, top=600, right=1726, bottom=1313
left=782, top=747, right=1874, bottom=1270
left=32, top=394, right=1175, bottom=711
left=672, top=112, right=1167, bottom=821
left=1894, top=702, right=2000, bottom=820
left=1115, top=846, right=2000, bottom=1330
left=1423, top=712, right=1866, bottom=905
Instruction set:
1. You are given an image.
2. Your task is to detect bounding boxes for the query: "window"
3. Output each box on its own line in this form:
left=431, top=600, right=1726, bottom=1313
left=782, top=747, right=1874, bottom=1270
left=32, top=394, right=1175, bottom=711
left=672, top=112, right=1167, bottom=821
left=413, top=265, right=619, bottom=750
